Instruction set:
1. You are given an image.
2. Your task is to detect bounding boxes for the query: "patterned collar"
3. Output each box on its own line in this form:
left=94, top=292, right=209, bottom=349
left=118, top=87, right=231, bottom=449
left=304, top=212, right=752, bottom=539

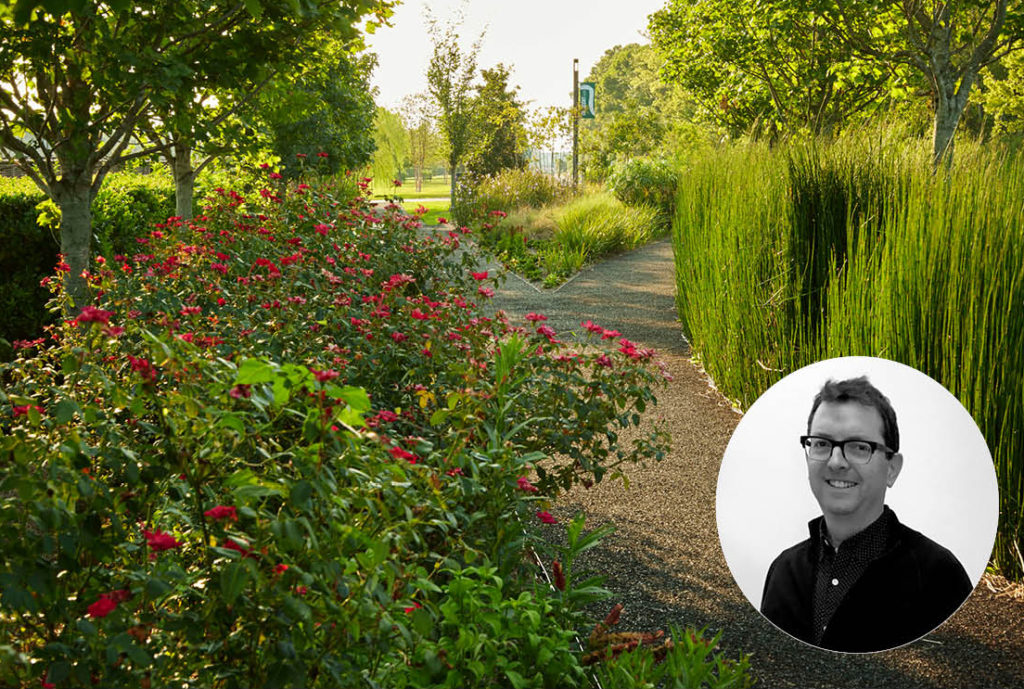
left=814, top=505, right=895, bottom=560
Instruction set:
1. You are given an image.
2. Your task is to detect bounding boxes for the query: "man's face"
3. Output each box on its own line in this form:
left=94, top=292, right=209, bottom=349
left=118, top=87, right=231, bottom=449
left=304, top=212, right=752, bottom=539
left=807, top=401, right=902, bottom=528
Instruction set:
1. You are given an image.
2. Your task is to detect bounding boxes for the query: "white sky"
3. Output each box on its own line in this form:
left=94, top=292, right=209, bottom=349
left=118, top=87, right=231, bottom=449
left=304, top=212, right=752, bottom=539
left=364, top=0, right=667, bottom=112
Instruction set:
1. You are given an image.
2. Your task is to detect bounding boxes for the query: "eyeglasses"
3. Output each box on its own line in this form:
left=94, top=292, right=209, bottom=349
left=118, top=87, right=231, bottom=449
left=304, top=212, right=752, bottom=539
left=800, top=435, right=894, bottom=465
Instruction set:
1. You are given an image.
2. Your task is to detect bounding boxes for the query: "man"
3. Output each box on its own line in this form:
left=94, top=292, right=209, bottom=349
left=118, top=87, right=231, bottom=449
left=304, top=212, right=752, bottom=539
left=760, top=376, right=973, bottom=652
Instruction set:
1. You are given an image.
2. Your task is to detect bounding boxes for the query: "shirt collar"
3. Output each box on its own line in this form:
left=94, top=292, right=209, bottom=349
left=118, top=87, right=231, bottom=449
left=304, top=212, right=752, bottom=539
left=811, top=505, right=896, bottom=561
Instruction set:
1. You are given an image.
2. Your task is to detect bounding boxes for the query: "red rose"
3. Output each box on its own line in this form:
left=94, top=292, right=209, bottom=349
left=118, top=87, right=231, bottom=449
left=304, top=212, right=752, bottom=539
left=204, top=505, right=238, bottom=522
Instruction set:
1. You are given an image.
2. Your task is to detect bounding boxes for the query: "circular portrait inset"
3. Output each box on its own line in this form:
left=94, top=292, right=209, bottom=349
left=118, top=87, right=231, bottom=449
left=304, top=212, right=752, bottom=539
left=716, top=356, right=998, bottom=653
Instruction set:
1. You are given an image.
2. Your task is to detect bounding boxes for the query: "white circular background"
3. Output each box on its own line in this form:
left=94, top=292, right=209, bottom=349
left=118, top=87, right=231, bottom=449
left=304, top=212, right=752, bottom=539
left=716, top=356, right=998, bottom=612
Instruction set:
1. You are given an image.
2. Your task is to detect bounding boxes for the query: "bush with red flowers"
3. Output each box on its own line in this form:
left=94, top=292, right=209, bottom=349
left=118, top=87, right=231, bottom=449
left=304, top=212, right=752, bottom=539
left=0, top=166, right=750, bottom=688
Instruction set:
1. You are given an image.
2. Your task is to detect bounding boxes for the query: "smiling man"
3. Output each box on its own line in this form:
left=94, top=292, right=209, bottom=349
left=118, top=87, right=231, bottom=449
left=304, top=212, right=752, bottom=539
left=759, top=376, right=973, bottom=652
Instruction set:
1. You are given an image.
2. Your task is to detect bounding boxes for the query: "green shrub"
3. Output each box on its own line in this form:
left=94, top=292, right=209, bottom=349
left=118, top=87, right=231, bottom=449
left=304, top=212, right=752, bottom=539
left=454, top=168, right=572, bottom=225
left=554, top=192, right=660, bottom=259
left=0, top=172, right=677, bottom=687
left=0, top=177, right=54, bottom=354
left=0, top=172, right=176, bottom=351
left=607, top=157, right=679, bottom=226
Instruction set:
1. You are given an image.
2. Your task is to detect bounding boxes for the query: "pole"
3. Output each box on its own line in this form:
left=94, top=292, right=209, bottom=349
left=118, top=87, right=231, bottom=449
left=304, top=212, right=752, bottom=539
left=572, top=58, right=579, bottom=191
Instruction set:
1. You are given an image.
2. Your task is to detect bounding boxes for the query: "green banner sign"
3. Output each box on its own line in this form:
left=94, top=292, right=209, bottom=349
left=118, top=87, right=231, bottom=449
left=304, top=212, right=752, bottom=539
left=580, top=82, right=596, bottom=119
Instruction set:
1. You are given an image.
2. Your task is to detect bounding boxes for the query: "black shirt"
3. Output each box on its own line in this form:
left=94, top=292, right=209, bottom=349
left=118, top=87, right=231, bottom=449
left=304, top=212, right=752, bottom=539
left=761, top=507, right=974, bottom=652
left=812, top=507, right=892, bottom=643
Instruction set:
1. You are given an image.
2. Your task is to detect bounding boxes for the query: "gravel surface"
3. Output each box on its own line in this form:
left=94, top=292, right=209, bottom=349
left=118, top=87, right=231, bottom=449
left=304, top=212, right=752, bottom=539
left=437, top=229, right=1024, bottom=688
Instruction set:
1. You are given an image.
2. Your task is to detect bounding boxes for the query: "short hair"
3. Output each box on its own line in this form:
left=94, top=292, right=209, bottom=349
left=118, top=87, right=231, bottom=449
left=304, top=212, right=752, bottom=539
left=807, top=376, right=899, bottom=452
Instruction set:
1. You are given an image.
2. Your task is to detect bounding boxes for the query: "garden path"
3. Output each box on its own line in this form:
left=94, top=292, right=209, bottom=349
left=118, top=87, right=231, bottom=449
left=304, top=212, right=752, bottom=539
left=434, top=228, right=1024, bottom=688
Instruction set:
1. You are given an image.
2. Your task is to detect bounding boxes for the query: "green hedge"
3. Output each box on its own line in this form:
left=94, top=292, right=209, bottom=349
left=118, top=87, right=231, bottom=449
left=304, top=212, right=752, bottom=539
left=607, top=157, right=679, bottom=228
left=672, top=134, right=1024, bottom=579
left=0, top=172, right=176, bottom=353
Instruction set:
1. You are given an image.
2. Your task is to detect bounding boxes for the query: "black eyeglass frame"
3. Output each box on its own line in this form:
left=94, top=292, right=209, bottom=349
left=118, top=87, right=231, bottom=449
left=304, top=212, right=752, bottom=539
left=799, top=435, right=895, bottom=464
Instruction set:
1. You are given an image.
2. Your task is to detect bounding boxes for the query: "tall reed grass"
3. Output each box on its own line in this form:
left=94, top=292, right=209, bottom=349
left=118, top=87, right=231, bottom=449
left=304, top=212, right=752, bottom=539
left=673, top=133, right=1024, bottom=578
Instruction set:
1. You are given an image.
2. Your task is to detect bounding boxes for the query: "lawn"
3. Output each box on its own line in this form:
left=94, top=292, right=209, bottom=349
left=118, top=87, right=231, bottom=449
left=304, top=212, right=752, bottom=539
left=402, top=199, right=450, bottom=225
left=373, top=176, right=451, bottom=199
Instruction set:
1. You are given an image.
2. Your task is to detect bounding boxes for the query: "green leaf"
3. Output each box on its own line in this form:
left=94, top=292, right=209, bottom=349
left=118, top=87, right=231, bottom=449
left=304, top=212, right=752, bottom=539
left=53, top=399, right=80, bottom=424
left=289, top=480, right=313, bottom=509
left=220, top=562, right=250, bottom=604
left=325, top=384, right=371, bottom=412
left=235, top=358, right=274, bottom=384
left=411, top=606, right=433, bottom=637
left=282, top=594, right=311, bottom=622
left=146, top=577, right=172, bottom=598
left=243, top=0, right=263, bottom=19
left=336, top=406, right=366, bottom=428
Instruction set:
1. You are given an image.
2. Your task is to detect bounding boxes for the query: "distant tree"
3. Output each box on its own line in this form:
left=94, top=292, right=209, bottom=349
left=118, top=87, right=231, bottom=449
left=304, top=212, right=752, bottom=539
left=579, top=43, right=704, bottom=180
left=399, top=92, right=443, bottom=192
left=425, top=9, right=482, bottom=209
left=464, top=63, right=528, bottom=178
left=528, top=105, right=572, bottom=174
left=371, top=106, right=410, bottom=188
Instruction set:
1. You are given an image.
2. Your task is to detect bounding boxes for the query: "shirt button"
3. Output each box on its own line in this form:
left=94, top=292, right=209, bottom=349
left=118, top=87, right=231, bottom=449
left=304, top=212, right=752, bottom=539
left=831, top=578, right=839, bottom=586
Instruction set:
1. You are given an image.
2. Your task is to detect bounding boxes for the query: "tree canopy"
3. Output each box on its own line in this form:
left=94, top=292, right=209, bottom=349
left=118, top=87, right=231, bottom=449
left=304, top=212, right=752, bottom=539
left=649, top=0, right=1024, bottom=164
left=0, top=0, right=390, bottom=308
left=425, top=9, right=481, bottom=206
left=464, top=63, right=528, bottom=179
left=579, top=43, right=704, bottom=180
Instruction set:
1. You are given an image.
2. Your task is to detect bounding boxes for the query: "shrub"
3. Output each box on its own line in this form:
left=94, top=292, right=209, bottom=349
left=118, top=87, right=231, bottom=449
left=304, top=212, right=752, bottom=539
left=454, top=168, right=572, bottom=226
left=607, top=157, right=679, bottom=227
left=554, top=192, right=661, bottom=259
left=0, top=172, right=175, bottom=352
left=0, top=171, right=676, bottom=687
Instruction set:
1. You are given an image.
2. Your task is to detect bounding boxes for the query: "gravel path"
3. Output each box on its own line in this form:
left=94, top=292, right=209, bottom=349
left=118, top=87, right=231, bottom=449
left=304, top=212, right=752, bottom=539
left=442, top=230, right=1024, bottom=687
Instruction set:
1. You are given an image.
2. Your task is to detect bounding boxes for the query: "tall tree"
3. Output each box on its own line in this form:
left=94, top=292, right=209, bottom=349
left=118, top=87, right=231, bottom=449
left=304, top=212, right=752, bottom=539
left=255, top=45, right=378, bottom=180
left=464, top=63, right=528, bottom=178
left=400, top=91, right=442, bottom=192
left=578, top=43, right=703, bottom=180
left=0, top=0, right=389, bottom=309
left=425, top=9, right=482, bottom=209
left=527, top=105, right=572, bottom=176
left=649, top=1, right=903, bottom=139
left=819, top=0, right=1024, bottom=166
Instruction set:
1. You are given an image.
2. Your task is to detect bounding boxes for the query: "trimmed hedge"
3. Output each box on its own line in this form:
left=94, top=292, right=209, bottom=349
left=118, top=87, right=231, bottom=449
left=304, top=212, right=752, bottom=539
left=0, top=172, right=177, bottom=355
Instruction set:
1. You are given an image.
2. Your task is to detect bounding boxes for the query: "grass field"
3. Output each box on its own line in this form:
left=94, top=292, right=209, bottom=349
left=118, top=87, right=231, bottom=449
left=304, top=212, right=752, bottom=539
left=373, top=176, right=451, bottom=199
left=401, top=199, right=450, bottom=226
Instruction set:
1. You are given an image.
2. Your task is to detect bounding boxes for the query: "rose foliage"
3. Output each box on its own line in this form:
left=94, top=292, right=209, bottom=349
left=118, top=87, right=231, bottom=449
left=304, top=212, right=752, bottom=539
left=0, top=168, right=678, bottom=688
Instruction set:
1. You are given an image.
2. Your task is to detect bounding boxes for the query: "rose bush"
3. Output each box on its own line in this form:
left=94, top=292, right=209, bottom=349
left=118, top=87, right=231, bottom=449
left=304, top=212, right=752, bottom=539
left=0, top=166, right=749, bottom=687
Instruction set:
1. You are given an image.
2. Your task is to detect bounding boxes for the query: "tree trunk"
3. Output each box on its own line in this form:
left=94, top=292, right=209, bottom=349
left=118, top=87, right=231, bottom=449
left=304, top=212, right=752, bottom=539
left=449, top=163, right=457, bottom=211
left=173, top=140, right=195, bottom=220
left=53, top=181, right=93, bottom=311
left=931, top=71, right=974, bottom=169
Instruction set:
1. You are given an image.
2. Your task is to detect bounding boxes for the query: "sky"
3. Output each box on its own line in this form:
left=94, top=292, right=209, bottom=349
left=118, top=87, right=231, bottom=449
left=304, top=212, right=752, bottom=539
left=364, top=0, right=668, bottom=113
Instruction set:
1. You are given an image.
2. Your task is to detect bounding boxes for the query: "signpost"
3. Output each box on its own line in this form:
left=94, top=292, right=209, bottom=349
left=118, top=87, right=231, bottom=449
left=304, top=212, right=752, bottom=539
left=572, top=59, right=578, bottom=190
left=573, top=60, right=595, bottom=190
